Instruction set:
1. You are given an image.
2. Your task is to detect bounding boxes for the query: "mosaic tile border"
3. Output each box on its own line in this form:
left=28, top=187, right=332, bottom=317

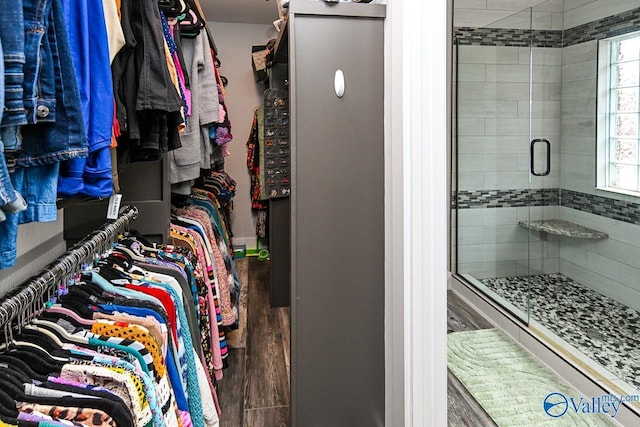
left=454, top=27, right=563, bottom=48
left=454, top=8, right=640, bottom=48
left=455, top=188, right=559, bottom=209
left=563, top=7, right=640, bottom=47
left=560, top=189, right=640, bottom=226
left=455, top=187, right=640, bottom=225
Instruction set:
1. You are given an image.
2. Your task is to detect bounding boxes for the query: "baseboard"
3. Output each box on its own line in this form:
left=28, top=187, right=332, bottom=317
left=450, top=275, right=640, bottom=426
left=232, top=237, right=263, bottom=250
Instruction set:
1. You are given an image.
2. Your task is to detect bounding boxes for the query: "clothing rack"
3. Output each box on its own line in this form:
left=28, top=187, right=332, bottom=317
left=0, top=205, right=139, bottom=333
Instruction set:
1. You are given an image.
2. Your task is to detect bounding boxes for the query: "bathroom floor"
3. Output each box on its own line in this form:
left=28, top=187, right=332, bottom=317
left=480, top=274, right=640, bottom=391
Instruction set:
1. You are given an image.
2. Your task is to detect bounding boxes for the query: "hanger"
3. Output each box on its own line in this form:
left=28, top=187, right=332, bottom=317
left=0, top=370, right=28, bottom=400
left=41, top=305, right=95, bottom=328
left=28, top=319, right=90, bottom=345
left=7, top=334, right=68, bottom=362
left=56, top=291, right=98, bottom=319
left=22, top=324, right=65, bottom=348
left=0, top=388, right=19, bottom=424
left=120, top=236, right=160, bottom=256
left=0, top=354, right=47, bottom=382
left=112, top=244, right=146, bottom=263
left=6, top=346, right=65, bottom=375
left=0, top=297, right=21, bottom=352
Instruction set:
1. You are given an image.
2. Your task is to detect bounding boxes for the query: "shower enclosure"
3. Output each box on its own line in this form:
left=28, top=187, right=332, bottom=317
left=453, top=0, right=640, bottom=397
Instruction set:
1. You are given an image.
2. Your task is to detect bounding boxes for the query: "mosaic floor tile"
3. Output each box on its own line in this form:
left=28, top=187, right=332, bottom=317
left=481, top=274, right=640, bottom=390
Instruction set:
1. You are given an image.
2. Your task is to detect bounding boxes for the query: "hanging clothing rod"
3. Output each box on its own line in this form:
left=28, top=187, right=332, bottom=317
left=0, top=205, right=139, bottom=331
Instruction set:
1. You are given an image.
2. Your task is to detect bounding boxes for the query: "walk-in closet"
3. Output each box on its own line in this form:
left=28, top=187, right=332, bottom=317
left=0, top=0, right=387, bottom=426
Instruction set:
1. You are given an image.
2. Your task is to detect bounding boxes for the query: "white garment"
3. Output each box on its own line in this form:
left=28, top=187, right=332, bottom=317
left=102, top=0, right=126, bottom=63
left=193, top=347, right=220, bottom=427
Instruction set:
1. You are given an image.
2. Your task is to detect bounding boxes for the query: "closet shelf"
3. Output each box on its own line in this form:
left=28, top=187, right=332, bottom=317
left=518, top=219, right=609, bottom=239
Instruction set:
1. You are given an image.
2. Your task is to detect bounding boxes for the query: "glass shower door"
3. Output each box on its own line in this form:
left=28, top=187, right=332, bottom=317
left=455, top=6, right=537, bottom=323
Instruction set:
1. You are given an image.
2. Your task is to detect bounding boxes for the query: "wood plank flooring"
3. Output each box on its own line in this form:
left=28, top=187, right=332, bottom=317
left=447, top=290, right=493, bottom=333
left=218, top=258, right=291, bottom=427
left=218, top=259, right=496, bottom=426
left=447, top=290, right=497, bottom=427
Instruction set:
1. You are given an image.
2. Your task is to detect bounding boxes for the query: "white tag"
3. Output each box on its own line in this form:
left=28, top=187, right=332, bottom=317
left=107, top=194, right=123, bottom=219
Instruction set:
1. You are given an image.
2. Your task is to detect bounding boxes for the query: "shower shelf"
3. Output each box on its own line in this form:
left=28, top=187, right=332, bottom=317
left=518, top=219, right=608, bottom=239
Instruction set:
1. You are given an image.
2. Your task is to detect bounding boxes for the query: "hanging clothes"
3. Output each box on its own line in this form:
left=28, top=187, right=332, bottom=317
left=246, top=107, right=269, bottom=238
left=168, top=28, right=219, bottom=186
left=57, top=0, right=115, bottom=198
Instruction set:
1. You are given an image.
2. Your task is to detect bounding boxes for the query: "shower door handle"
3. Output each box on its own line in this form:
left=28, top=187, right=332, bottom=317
left=530, top=138, right=551, bottom=177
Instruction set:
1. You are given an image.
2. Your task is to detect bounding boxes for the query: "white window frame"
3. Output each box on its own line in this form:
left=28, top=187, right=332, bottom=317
left=597, top=31, right=640, bottom=197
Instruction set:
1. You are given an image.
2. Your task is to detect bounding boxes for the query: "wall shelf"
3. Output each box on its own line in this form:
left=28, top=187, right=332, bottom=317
left=518, top=219, right=608, bottom=239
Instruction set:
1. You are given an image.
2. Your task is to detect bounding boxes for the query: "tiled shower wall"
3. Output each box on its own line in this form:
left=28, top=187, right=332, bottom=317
left=559, top=11, right=640, bottom=311
left=455, top=0, right=640, bottom=310
left=456, top=42, right=562, bottom=279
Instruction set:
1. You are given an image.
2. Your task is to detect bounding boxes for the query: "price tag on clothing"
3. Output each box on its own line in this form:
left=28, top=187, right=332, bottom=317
left=107, top=194, right=123, bottom=220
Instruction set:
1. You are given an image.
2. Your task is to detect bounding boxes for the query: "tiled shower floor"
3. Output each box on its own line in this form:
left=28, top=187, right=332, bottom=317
left=480, top=273, right=640, bottom=391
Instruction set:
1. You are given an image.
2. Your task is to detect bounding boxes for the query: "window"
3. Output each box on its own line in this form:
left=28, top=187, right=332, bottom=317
left=598, top=32, right=640, bottom=195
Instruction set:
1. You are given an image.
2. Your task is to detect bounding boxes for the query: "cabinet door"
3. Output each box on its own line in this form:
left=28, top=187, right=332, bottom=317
left=291, top=13, right=385, bottom=427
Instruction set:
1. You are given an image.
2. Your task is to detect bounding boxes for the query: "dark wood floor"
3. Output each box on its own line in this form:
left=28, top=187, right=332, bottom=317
left=217, top=259, right=495, bottom=426
left=218, top=258, right=291, bottom=427
left=447, top=291, right=497, bottom=427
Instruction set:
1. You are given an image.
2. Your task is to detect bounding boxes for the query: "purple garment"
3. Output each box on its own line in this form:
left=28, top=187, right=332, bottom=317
left=18, top=411, right=82, bottom=426
left=47, top=375, right=118, bottom=396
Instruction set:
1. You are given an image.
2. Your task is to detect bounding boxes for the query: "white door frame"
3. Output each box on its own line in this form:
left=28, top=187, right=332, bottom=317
left=385, top=0, right=450, bottom=425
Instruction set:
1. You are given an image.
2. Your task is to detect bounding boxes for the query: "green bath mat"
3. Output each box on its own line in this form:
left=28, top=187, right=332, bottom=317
left=448, top=328, right=615, bottom=426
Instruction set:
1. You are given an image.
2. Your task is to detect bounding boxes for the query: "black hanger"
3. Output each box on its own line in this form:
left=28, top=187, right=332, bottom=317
left=38, top=307, right=87, bottom=330
left=7, top=347, right=65, bottom=375
left=94, top=261, right=132, bottom=283
left=56, top=293, right=98, bottom=320
left=0, top=370, right=28, bottom=401
left=103, top=251, right=133, bottom=271
left=0, top=365, right=30, bottom=384
left=0, top=354, right=47, bottom=382
left=0, top=388, right=18, bottom=422
left=61, top=283, right=109, bottom=307
left=0, top=368, right=29, bottom=390
left=17, top=328, right=92, bottom=361
left=122, top=230, right=154, bottom=248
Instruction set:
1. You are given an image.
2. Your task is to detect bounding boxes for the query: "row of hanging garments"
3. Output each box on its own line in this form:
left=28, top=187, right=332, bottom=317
left=169, top=170, right=240, bottom=382
left=0, top=235, right=223, bottom=427
left=0, top=182, right=241, bottom=426
left=0, top=0, right=234, bottom=270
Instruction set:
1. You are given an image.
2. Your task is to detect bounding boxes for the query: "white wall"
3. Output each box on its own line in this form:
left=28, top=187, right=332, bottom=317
left=0, top=214, right=65, bottom=293
left=208, top=21, right=278, bottom=249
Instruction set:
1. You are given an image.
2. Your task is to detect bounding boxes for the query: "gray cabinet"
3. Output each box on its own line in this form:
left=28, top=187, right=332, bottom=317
left=63, top=160, right=170, bottom=245
left=287, top=2, right=386, bottom=425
